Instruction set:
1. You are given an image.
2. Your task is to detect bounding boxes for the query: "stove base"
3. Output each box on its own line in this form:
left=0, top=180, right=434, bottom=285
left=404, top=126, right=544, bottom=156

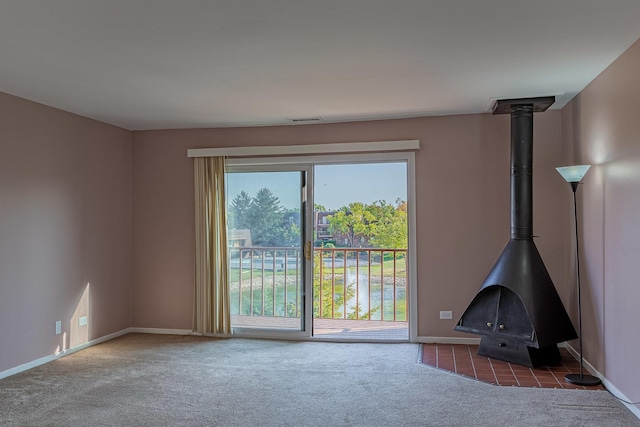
left=477, top=336, right=561, bottom=368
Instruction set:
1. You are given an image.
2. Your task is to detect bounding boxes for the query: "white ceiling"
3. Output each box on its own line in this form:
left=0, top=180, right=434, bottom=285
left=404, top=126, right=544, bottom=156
left=2, top=1, right=640, bottom=131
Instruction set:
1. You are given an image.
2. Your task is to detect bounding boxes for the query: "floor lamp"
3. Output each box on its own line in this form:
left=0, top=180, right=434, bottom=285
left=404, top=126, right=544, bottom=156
left=556, top=165, right=601, bottom=386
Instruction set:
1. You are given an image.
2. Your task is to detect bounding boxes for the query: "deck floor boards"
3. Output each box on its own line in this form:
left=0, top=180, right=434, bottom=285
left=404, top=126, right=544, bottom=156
left=231, top=315, right=408, bottom=340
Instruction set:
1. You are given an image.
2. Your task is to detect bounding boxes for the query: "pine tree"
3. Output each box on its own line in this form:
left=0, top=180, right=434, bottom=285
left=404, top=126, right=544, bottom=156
left=229, top=191, right=252, bottom=230
left=248, top=188, right=284, bottom=246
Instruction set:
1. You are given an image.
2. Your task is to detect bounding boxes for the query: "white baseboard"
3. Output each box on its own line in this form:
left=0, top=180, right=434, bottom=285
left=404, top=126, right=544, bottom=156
left=417, top=336, right=481, bottom=345
left=563, top=342, right=640, bottom=420
left=130, top=327, right=193, bottom=335
left=0, top=327, right=132, bottom=380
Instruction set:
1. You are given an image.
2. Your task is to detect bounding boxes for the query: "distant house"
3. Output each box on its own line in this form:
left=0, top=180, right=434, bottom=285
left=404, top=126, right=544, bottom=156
left=314, top=210, right=372, bottom=248
left=228, top=229, right=252, bottom=248
left=314, top=211, right=334, bottom=244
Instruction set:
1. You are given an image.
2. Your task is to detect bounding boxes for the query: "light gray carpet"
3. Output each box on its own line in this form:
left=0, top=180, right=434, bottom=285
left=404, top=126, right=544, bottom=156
left=0, top=333, right=637, bottom=426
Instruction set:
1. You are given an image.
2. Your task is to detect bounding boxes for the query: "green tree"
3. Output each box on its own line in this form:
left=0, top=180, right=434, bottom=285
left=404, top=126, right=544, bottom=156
left=327, top=203, right=376, bottom=247
left=228, top=191, right=252, bottom=229
left=367, top=200, right=408, bottom=249
left=247, top=188, right=285, bottom=246
left=280, top=212, right=301, bottom=247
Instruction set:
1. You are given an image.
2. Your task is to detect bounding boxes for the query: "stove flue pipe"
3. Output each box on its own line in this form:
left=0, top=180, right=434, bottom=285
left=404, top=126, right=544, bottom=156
left=510, top=105, right=534, bottom=240
left=492, top=97, right=555, bottom=239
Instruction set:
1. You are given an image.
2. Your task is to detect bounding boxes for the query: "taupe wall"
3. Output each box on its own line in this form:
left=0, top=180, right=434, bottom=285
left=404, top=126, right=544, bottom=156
left=562, top=38, right=640, bottom=405
left=132, top=111, right=567, bottom=337
left=0, top=92, right=133, bottom=372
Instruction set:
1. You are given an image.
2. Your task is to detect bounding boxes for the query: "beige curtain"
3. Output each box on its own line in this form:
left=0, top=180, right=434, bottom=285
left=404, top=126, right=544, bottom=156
left=193, top=156, right=231, bottom=335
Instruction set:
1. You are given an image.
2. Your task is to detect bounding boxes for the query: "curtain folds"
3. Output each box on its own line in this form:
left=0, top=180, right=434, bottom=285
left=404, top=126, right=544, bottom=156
left=194, top=156, right=231, bottom=335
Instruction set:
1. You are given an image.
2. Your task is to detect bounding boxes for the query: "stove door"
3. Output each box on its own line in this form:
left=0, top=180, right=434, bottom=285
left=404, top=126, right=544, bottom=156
left=495, top=288, right=534, bottom=341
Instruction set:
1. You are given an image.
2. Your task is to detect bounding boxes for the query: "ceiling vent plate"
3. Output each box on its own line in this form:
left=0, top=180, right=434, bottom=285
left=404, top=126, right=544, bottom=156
left=289, top=117, right=323, bottom=123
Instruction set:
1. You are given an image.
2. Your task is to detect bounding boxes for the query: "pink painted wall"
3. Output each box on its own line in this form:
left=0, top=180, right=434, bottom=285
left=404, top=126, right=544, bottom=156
left=562, top=38, right=640, bottom=406
left=0, top=91, right=133, bottom=372
left=132, top=112, right=567, bottom=338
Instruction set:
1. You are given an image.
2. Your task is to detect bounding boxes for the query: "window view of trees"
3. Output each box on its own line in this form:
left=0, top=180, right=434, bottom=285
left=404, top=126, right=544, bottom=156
left=226, top=167, right=408, bottom=332
left=228, top=188, right=408, bottom=250
left=228, top=189, right=300, bottom=247
left=326, top=199, right=407, bottom=249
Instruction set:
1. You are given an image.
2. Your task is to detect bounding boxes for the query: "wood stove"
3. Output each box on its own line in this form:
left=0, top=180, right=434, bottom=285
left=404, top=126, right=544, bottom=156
left=454, top=96, right=577, bottom=368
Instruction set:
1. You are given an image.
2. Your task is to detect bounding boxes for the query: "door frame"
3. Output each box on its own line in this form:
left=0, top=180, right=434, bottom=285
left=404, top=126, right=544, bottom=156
left=225, top=164, right=314, bottom=340
left=227, top=152, right=417, bottom=343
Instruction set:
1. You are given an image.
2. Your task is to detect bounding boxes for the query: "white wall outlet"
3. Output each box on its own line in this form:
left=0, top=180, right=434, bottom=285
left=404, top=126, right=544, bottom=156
left=439, top=310, right=453, bottom=320
left=78, top=316, right=88, bottom=327
left=55, top=321, right=62, bottom=335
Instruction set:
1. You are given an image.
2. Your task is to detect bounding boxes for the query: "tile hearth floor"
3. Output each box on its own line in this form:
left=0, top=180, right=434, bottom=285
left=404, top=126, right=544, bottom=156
left=421, top=344, right=605, bottom=390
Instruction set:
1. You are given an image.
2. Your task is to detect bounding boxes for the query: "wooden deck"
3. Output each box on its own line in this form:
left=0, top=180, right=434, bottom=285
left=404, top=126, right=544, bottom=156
left=231, top=315, right=408, bottom=341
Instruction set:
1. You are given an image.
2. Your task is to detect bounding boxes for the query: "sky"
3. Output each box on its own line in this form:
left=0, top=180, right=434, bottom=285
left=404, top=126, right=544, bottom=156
left=226, top=162, right=407, bottom=210
left=314, top=163, right=407, bottom=210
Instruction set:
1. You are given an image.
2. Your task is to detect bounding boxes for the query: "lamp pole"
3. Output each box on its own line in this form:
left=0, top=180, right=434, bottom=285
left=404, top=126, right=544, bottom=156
left=556, top=165, right=601, bottom=386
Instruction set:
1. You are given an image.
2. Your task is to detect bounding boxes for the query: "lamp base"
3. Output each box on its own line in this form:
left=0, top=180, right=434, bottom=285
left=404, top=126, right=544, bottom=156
left=565, top=373, right=602, bottom=386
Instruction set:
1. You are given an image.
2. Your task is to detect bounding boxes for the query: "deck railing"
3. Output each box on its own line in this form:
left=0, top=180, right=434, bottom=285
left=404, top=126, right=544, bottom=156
left=228, top=246, right=407, bottom=322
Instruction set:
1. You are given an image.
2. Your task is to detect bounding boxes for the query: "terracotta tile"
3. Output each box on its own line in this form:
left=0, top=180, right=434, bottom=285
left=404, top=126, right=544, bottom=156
left=538, top=379, right=560, bottom=386
left=477, top=377, right=497, bottom=385
left=437, top=356, right=454, bottom=362
left=455, top=363, right=474, bottom=370
left=548, top=367, right=570, bottom=373
left=423, top=358, right=436, bottom=366
left=456, top=359, right=473, bottom=368
left=473, top=370, right=495, bottom=377
left=491, top=361, right=510, bottom=368
left=514, top=376, right=536, bottom=383
left=419, top=344, right=599, bottom=389
left=533, top=373, right=556, bottom=380
left=472, top=362, right=492, bottom=370
left=534, top=377, right=558, bottom=385
left=495, top=372, right=516, bottom=379
left=533, top=377, right=558, bottom=384
left=457, top=371, right=477, bottom=379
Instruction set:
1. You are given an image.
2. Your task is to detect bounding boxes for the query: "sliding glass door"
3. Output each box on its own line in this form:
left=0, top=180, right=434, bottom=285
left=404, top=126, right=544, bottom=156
left=225, top=152, right=416, bottom=342
left=226, top=166, right=312, bottom=335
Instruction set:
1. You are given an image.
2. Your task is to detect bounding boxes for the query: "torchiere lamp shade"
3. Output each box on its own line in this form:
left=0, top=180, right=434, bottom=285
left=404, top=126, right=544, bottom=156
left=556, top=165, right=591, bottom=183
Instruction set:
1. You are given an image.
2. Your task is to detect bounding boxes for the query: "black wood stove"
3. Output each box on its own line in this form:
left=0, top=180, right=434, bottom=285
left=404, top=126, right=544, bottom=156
left=454, top=96, right=577, bottom=368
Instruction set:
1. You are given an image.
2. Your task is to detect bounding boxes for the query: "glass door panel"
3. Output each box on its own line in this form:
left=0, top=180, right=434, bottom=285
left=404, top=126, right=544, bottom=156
left=312, top=162, right=409, bottom=340
left=226, top=169, right=309, bottom=332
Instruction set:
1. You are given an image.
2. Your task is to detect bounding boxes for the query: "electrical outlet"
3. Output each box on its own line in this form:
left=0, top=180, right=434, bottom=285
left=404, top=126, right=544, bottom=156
left=55, top=321, right=62, bottom=335
left=78, top=316, right=88, bottom=327
left=439, top=310, right=453, bottom=320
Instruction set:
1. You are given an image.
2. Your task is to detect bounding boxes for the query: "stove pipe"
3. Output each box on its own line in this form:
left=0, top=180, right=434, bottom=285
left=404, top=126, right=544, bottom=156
left=454, top=97, right=577, bottom=368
